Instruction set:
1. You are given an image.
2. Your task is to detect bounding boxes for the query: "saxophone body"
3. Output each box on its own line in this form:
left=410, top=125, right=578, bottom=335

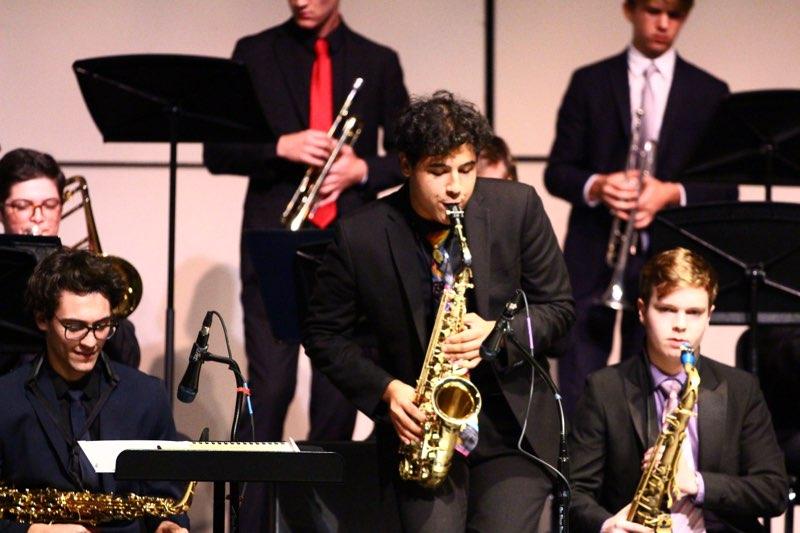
left=398, top=205, right=482, bottom=489
left=627, top=344, right=700, bottom=532
left=0, top=481, right=195, bottom=526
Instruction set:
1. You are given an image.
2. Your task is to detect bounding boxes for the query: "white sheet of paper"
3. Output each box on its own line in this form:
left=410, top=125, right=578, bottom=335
left=79, top=440, right=193, bottom=473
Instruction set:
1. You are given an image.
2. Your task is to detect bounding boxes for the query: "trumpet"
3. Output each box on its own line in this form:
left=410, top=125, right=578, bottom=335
left=281, top=77, right=364, bottom=231
left=599, top=139, right=657, bottom=310
left=62, top=176, right=143, bottom=318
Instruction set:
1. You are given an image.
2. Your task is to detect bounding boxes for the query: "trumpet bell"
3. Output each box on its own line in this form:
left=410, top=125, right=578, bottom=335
left=598, top=281, right=631, bottom=311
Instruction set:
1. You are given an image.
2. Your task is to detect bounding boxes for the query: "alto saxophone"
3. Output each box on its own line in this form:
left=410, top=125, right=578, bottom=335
left=398, top=204, right=482, bottom=489
left=0, top=481, right=195, bottom=526
left=627, top=343, right=700, bottom=532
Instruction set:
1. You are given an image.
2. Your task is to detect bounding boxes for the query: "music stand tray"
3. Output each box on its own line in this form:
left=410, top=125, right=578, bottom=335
left=73, top=54, right=274, bottom=400
left=0, top=235, right=61, bottom=353
left=115, top=446, right=343, bottom=533
left=678, top=90, right=800, bottom=195
left=652, top=202, right=800, bottom=373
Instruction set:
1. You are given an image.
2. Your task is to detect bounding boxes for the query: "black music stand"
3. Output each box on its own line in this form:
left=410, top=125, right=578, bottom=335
left=115, top=445, right=343, bottom=533
left=244, top=229, right=333, bottom=342
left=678, top=90, right=800, bottom=200
left=651, top=202, right=800, bottom=375
left=0, top=235, right=61, bottom=354
left=73, top=55, right=273, bottom=402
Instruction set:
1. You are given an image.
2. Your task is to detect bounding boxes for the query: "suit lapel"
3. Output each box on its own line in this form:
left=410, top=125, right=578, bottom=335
left=385, top=199, right=427, bottom=353
left=623, top=355, right=650, bottom=449
left=465, top=188, right=490, bottom=316
left=273, top=28, right=310, bottom=127
left=697, top=356, right=725, bottom=472
left=25, top=369, right=80, bottom=487
left=609, top=51, right=632, bottom=141
left=657, top=56, right=689, bottom=174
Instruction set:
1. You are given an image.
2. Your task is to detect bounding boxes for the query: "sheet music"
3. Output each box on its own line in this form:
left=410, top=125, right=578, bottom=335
left=80, top=440, right=300, bottom=473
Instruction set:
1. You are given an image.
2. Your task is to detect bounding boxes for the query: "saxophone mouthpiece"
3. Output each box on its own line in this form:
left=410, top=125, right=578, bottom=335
left=680, top=342, right=696, bottom=366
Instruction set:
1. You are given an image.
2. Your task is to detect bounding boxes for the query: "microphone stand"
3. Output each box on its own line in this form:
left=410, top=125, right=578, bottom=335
left=505, top=331, right=570, bottom=533
left=196, top=351, right=249, bottom=533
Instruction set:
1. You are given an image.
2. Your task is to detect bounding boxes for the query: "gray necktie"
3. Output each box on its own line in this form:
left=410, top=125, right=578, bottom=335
left=641, top=63, right=659, bottom=142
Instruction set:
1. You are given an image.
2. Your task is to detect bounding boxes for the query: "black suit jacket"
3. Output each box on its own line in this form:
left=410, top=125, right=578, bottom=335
left=0, top=356, right=188, bottom=532
left=302, top=179, right=575, bottom=467
left=569, top=353, right=788, bottom=532
left=544, top=51, right=738, bottom=299
left=203, top=19, right=410, bottom=231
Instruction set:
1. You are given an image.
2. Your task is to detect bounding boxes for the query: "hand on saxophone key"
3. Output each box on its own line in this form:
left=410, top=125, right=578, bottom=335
left=600, top=504, right=654, bottom=533
left=443, top=313, right=494, bottom=370
left=382, top=379, right=425, bottom=444
left=276, top=129, right=336, bottom=166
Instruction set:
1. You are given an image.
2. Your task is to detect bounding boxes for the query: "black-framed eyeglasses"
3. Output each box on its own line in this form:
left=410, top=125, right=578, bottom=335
left=3, top=198, right=62, bottom=216
left=55, top=317, right=117, bottom=341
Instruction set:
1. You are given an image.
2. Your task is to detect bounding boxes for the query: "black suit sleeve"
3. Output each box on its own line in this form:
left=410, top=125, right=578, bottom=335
left=543, top=71, right=596, bottom=206
left=302, top=226, right=395, bottom=417
left=700, top=373, right=788, bottom=518
left=568, top=375, right=618, bottom=532
left=509, top=186, right=575, bottom=363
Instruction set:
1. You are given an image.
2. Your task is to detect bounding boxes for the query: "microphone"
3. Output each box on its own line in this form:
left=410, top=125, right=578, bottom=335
left=177, top=312, right=213, bottom=403
left=480, top=291, right=524, bottom=361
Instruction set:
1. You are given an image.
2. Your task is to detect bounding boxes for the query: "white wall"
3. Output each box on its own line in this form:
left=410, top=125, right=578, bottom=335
left=2, top=1, right=798, bottom=529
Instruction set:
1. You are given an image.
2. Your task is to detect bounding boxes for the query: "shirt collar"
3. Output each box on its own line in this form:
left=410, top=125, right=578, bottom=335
left=46, top=357, right=103, bottom=401
left=286, top=17, right=346, bottom=55
left=648, top=359, right=686, bottom=392
left=627, top=45, right=677, bottom=82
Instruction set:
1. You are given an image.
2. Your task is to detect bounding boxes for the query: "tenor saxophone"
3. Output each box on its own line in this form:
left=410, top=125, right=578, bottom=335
left=0, top=481, right=195, bottom=526
left=627, top=343, right=700, bottom=532
left=398, top=204, right=482, bottom=489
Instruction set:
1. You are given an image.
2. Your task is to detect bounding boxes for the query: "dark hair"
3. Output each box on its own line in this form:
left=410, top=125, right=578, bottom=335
left=624, top=0, right=694, bottom=15
left=394, top=91, right=494, bottom=168
left=479, top=135, right=518, bottom=181
left=639, top=247, right=718, bottom=305
left=0, top=148, right=66, bottom=204
left=26, top=249, right=124, bottom=320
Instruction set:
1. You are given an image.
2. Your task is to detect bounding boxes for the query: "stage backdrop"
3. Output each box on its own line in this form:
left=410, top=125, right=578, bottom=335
left=2, top=1, right=798, bottom=530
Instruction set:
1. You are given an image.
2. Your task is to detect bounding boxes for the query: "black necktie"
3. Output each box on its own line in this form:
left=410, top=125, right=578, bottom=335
left=67, top=389, right=99, bottom=489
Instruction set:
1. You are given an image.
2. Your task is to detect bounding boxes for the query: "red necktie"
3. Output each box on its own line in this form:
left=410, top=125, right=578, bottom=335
left=308, top=37, right=336, bottom=229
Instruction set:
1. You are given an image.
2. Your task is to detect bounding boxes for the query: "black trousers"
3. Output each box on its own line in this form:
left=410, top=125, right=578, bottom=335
left=557, top=254, right=647, bottom=421
left=394, top=453, right=552, bottom=532
left=237, top=242, right=357, bottom=532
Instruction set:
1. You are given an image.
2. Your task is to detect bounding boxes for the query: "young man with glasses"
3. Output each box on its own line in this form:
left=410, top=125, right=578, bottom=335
left=0, top=248, right=189, bottom=533
left=0, top=148, right=140, bottom=371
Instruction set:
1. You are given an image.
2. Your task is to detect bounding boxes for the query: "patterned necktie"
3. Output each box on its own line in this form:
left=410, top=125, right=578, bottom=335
left=428, top=228, right=452, bottom=304
left=308, top=37, right=336, bottom=229
left=67, top=389, right=100, bottom=490
left=659, top=379, right=706, bottom=532
left=640, top=62, right=659, bottom=143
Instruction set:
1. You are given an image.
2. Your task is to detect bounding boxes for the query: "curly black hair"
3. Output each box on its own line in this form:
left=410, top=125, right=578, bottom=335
left=394, top=91, right=494, bottom=168
left=0, top=148, right=66, bottom=204
left=26, top=249, right=124, bottom=320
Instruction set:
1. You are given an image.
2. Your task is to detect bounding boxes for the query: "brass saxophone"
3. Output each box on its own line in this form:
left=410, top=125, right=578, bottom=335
left=627, top=343, right=700, bottom=532
left=398, top=204, right=482, bottom=489
left=0, top=481, right=195, bottom=526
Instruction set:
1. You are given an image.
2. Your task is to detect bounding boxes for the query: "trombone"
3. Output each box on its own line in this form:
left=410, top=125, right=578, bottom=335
left=62, top=176, right=143, bottom=318
left=281, top=77, right=364, bottom=231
